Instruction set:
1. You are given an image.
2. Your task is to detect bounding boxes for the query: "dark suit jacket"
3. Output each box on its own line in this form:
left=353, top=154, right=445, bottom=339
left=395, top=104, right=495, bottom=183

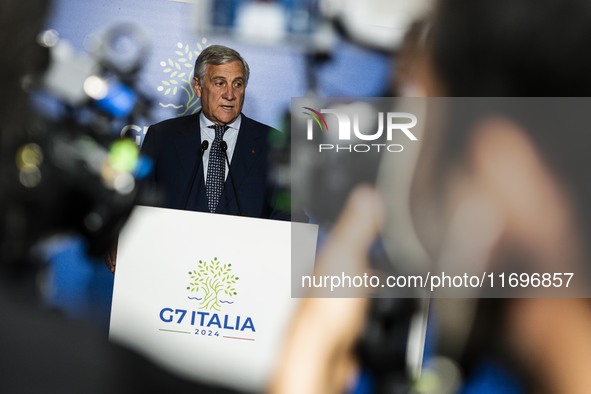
left=140, top=113, right=290, bottom=220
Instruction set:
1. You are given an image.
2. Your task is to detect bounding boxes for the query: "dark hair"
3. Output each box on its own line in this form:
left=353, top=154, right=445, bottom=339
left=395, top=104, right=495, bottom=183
left=430, top=0, right=591, bottom=96
left=427, top=0, right=591, bottom=246
left=193, top=44, right=250, bottom=86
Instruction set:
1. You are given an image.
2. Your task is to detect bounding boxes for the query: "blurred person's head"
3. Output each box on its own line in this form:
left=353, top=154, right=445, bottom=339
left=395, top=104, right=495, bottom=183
left=429, top=0, right=591, bottom=97
left=192, top=45, right=249, bottom=125
left=402, top=0, right=591, bottom=391
left=414, top=0, right=591, bottom=274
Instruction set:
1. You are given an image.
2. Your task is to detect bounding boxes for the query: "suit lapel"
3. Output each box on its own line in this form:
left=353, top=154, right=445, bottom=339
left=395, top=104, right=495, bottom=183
left=220, top=115, right=265, bottom=212
left=172, top=114, right=202, bottom=178
left=171, top=114, right=208, bottom=210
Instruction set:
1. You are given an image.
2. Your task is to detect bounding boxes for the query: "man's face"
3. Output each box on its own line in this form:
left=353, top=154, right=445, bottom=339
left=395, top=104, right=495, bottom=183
left=193, top=60, right=246, bottom=125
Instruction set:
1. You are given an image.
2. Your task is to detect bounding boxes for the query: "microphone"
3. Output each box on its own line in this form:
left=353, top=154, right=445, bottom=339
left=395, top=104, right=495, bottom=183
left=220, top=141, right=242, bottom=216
left=183, top=140, right=209, bottom=209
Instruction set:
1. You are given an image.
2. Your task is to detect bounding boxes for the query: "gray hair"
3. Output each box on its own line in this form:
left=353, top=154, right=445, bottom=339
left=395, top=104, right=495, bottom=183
left=193, top=45, right=250, bottom=86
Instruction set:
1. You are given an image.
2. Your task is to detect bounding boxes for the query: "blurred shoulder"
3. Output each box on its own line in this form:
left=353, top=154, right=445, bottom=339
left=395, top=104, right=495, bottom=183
left=148, top=113, right=201, bottom=134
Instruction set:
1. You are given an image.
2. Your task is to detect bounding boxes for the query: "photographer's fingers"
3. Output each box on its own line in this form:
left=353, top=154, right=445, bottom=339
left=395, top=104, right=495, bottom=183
left=269, top=185, right=383, bottom=394
left=105, top=244, right=117, bottom=273
left=316, top=185, right=384, bottom=280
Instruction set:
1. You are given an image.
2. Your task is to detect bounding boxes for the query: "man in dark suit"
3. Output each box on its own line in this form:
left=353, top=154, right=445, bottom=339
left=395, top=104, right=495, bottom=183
left=105, top=45, right=291, bottom=272
left=141, top=44, right=289, bottom=220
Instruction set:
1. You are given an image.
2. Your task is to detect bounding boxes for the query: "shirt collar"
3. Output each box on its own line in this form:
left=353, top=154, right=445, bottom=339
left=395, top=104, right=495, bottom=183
left=200, top=112, right=242, bottom=133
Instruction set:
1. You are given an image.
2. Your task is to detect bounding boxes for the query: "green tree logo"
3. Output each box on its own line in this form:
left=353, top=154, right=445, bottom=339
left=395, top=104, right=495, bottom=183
left=157, top=38, right=208, bottom=116
left=187, top=257, right=239, bottom=311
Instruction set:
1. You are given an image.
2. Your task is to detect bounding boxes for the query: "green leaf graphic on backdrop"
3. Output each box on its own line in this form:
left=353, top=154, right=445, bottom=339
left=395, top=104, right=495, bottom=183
left=187, top=257, right=239, bottom=311
left=157, top=38, right=208, bottom=116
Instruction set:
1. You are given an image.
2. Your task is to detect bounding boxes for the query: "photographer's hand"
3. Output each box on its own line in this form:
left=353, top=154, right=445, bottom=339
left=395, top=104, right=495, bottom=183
left=104, top=242, right=117, bottom=273
left=269, top=186, right=383, bottom=394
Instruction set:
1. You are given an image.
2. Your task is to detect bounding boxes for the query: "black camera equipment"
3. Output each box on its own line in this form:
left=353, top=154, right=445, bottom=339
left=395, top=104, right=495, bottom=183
left=0, top=23, right=153, bottom=277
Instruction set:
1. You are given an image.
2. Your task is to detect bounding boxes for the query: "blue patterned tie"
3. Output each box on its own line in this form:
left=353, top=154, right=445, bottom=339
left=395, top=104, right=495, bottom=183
left=206, top=124, right=229, bottom=212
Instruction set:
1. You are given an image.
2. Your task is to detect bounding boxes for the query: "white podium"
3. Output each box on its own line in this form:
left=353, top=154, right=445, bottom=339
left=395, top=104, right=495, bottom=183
left=110, top=206, right=318, bottom=392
